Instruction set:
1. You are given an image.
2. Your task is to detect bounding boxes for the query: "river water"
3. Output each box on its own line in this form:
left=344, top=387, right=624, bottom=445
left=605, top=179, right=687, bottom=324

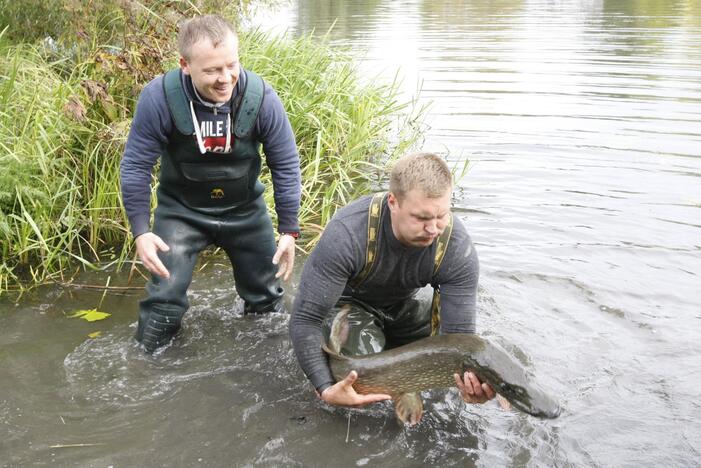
left=2, top=0, right=700, bottom=466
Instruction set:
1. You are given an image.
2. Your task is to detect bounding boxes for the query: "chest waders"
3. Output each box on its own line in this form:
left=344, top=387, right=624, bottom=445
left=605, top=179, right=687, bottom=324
left=322, top=192, right=453, bottom=358
left=136, top=69, right=284, bottom=353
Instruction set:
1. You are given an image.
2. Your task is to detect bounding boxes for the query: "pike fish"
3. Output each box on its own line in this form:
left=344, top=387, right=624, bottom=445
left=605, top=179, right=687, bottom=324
left=323, top=307, right=561, bottom=423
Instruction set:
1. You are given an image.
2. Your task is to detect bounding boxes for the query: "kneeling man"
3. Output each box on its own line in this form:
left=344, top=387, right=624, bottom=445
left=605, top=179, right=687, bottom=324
left=289, top=152, right=495, bottom=424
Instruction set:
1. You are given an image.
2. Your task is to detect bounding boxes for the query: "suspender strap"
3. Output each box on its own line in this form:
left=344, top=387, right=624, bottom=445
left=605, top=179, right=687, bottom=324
left=433, top=212, right=453, bottom=276
left=430, top=212, right=453, bottom=335
left=349, top=192, right=386, bottom=289
left=233, top=70, right=265, bottom=139
left=163, top=69, right=194, bottom=135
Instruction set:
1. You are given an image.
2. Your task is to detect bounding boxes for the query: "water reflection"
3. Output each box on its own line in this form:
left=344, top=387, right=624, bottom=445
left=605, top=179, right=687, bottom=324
left=419, top=0, right=526, bottom=27
left=296, top=0, right=385, bottom=40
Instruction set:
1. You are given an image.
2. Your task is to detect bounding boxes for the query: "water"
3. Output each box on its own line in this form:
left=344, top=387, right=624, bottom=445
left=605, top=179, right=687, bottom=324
left=2, top=0, right=700, bottom=466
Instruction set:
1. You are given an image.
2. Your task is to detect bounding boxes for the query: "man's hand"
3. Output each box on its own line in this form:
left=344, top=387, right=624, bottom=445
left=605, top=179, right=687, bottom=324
left=273, top=234, right=296, bottom=281
left=319, top=371, right=392, bottom=407
left=135, top=232, right=170, bottom=279
left=454, top=371, right=496, bottom=404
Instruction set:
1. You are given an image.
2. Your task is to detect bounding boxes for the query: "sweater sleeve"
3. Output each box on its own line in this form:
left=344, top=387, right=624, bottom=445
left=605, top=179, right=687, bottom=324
left=434, top=218, right=479, bottom=334
left=119, top=77, right=171, bottom=237
left=256, top=83, right=301, bottom=233
left=289, top=219, right=362, bottom=392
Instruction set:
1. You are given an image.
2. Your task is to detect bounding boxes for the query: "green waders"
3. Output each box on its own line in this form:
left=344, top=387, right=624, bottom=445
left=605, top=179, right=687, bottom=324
left=322, top=192, right=453, bottom=356
left=135, top=68, right=284, bottom=352
left=136, top=191, right=283, bottom=352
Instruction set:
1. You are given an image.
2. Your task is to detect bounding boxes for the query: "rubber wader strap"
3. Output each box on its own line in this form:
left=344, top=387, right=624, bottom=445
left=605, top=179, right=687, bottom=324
left=233, top=70, right=265, bottom=139
left=163, top=69, right=194, bottom=135
left=430, top=212, right=454, bottom=335
left=349, top=192, right=386, bottom=289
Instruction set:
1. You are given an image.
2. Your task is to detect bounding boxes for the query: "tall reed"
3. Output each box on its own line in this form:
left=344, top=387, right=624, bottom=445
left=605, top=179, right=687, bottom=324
left=1, top=40, right=123, bottom=282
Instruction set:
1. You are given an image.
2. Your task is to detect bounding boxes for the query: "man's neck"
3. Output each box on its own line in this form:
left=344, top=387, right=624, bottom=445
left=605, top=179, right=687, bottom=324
left=191, top=83, right=228, bottom=108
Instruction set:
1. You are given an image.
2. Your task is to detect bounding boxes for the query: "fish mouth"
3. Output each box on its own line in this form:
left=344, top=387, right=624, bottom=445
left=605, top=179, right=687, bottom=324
left=523, top=403, right=561, bottom=419
left=508, top=392, right=562, bottom=419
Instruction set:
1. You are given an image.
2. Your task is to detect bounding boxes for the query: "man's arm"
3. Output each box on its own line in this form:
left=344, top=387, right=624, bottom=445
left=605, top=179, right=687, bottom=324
left=434, top=220, right=479, bottom=334
left=256, top=83, right=301, bottom=234
left=120, top=77, right=172, bottom=277
left=433, top=220, right=495, bottom=404
left=289, top=219, right=356, bottom=392
left=256, top=82, right=301, bottom=281
left=119, top=77, right=171, bottom=238
left=290, top=208, right=392, bottom=407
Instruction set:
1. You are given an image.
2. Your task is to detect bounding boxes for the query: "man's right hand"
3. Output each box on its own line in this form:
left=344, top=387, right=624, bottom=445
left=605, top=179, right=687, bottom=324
left=319, top=371, right=392, bottom=407
left=135, top=232, right=171, bottom=279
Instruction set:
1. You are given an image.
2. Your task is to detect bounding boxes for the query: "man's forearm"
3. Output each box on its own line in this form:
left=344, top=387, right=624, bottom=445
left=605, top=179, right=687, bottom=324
left=120, top=157, right=156, bottom=237
left=270, top=162, right=301, bottom=233
left=120, top=79, right=169, bottom=237
left=289, top=265, right=350, bottom=390
left=289, top=306, right=335, bottom=391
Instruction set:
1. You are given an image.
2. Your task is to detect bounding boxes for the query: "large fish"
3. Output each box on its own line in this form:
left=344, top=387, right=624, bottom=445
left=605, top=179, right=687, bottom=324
left=323, top=307, right=561, bottom=423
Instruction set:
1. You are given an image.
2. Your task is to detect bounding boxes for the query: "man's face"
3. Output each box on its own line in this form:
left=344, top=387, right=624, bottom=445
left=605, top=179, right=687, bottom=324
left=388, top=188, right=452, bottom=247
left=179, top=32, right=240, bottom=103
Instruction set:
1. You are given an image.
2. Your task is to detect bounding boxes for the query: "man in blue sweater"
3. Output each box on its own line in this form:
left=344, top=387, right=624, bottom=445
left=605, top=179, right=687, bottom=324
left=120, top=15, right=301, bottom=352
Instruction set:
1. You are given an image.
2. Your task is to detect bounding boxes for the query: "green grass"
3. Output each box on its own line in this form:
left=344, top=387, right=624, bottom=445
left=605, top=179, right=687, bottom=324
left=0, top=40, right=88, bottom=288
left=0, top=6, right=425, bottom=293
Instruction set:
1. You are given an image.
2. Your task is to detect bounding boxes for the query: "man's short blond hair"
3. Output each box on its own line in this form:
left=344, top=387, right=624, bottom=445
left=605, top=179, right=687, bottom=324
left=389, top=152, right=453, bottom=201
left=178, top=15, right=237, bottom=62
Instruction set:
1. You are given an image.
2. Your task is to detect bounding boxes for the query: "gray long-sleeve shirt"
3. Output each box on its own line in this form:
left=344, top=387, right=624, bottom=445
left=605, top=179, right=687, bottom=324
left=289, top=194, right=479, bottom=392
left=120, top=69, right=301, bottom=237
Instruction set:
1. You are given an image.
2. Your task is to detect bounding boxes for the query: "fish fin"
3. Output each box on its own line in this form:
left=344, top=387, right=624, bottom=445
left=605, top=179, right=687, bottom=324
left=496, top=393, right=511, bottom=411
left=394, top=392, right=423, bottom=426
left=327, top=304, right=351, bottom=354
left=321, top=343, right=349, bottom=362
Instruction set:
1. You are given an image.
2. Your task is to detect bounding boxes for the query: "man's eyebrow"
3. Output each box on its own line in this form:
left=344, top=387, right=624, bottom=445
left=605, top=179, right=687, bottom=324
left=413, top=211, right=448, bottom=218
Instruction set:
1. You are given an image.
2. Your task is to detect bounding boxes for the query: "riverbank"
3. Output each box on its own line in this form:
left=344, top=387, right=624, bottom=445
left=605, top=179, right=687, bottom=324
left=0, top=1, right=422, bottom=293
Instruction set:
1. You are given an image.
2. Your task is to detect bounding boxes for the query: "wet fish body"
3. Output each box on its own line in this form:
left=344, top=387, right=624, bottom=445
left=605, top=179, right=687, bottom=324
left=324, top=333, right=561, bottom=419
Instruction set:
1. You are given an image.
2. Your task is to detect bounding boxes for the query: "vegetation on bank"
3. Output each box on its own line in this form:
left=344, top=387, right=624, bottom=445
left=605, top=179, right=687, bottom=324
left=0, top=1, right=423, bottom=292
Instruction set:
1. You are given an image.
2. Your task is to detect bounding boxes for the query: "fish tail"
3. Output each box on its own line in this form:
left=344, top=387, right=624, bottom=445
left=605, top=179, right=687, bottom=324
left=327, top=304, right=351, bottom=354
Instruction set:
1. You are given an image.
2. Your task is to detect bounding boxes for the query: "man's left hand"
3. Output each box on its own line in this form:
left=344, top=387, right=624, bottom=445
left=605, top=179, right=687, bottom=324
left=273, top=234, right=296, bottom=281
left=454, top=371, right=496, bottom=404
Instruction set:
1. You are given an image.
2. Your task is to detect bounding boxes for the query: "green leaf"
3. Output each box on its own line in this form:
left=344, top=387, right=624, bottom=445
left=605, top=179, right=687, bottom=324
left=68, top=308, right=111, bottom=322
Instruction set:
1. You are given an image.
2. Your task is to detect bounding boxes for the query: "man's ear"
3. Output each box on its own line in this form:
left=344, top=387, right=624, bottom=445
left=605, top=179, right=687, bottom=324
left=179, top=57, right=190, bottom=75
left=387, top=192, right=399, bottom=212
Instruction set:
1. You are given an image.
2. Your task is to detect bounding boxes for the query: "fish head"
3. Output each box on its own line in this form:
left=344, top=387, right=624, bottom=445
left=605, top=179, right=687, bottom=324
left=464, top=342, right=562, bottom=419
